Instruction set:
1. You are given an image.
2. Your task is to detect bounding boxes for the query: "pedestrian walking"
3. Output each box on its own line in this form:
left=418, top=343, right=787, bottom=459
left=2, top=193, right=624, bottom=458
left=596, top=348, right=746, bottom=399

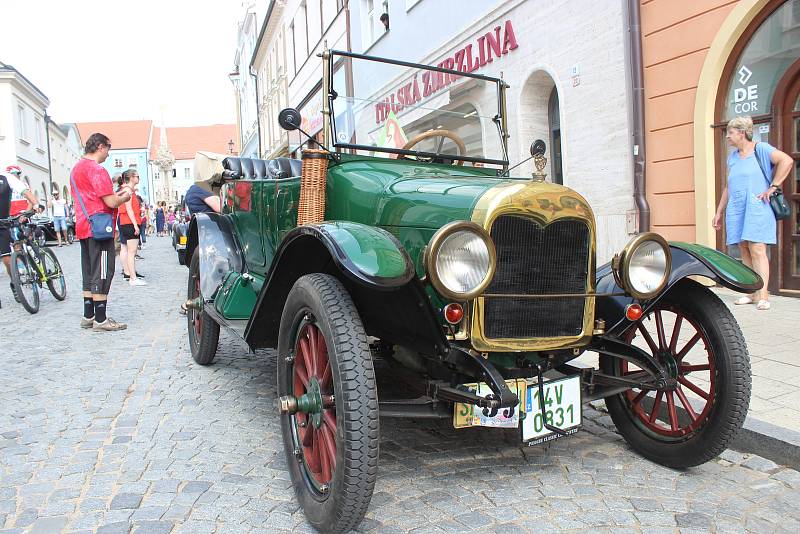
left=137, top=195, right=147, bottom=249
left=713, top=116, right=793, bottom=310
left=118, top=169, right=146, bottom=286
left=167, top=208, right=176, bottom=236
left=70, top=133, right=131, bottom=331
left=47, top=190, right=70, bottom=246
left=155, top=202, right=165, bottom=236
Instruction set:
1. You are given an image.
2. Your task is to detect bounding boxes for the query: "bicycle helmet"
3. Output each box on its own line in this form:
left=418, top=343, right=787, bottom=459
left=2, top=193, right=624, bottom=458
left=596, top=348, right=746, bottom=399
left=5, top=164, right=22, bottom=176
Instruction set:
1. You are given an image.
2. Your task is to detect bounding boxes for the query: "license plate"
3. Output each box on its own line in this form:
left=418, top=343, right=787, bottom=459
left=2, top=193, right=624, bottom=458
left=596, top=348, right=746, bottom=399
left=179, top=236, right=187, bottom=245
left=453, top=379, right=527, bottom=429
left=522, top=375, right=582, bottom=445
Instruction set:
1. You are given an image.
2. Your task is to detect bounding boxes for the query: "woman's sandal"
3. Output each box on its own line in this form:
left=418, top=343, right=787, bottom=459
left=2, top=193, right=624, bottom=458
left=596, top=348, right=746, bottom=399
left=756, top=300, right=771, bottom=311
left=734, top=296, right=754, bottom=305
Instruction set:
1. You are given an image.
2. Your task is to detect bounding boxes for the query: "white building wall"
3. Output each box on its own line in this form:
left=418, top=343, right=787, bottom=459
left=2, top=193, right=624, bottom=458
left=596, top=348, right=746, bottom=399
left=347, top=0, right=634, bottom=262
left=172, top=159, right=195, bottom=203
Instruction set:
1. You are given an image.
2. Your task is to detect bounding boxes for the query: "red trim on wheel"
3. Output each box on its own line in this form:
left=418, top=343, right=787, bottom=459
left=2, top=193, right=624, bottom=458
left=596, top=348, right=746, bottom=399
left=621, top=307, right=716, bottom=438
left=293, top=323, right=336, bottom=485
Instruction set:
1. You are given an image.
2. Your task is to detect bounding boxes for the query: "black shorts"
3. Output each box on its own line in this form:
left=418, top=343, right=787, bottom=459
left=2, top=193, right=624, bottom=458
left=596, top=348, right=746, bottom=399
left=80, top=238, right=115, bottom=295
left=0, top=228, right=11, bottom=257
left=119, top=224, right=138, bottom=241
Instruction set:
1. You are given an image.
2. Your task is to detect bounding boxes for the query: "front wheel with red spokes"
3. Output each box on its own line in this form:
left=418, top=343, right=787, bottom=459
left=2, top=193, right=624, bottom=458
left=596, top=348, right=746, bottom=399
left=277, top=274, right=378, bottom=534
left=600, top=279, right=751, bottom=468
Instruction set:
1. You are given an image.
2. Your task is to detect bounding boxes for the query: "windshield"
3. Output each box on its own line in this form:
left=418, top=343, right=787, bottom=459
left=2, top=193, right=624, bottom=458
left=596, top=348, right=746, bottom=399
left=328, top=50, right=509, bottom=168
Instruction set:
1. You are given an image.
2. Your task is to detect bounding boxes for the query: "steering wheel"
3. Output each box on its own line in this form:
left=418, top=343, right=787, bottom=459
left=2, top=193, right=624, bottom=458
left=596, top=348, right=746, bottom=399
left=402, top=129, right=467, bottom=166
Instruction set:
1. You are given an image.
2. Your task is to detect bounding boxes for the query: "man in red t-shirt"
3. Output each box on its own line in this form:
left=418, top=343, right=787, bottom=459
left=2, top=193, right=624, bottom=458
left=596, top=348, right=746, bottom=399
left=70, top=133, right=131, bottom=331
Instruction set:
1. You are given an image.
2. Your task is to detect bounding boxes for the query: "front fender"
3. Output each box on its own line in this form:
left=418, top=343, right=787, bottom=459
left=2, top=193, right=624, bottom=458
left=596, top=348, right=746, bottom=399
left=185, top=213, right=245, bottom=298
left=596, top=242, right=762, bottom=336
left=245, top=222, right=447, bottom=354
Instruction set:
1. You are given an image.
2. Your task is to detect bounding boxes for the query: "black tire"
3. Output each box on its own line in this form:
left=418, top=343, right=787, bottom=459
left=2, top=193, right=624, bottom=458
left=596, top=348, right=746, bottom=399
left=187, top=249, right=219, bottom=365
left=67, top=228, right=75, bottom=244
left=42, top=248, right=66, bottom=300
left=177, top=249, right=186, bottom=266
left=277, top=274, right=379, bottom=534
left=600, top=279, right=751, bottom=468
left=9, top=250, right=39, bottom=314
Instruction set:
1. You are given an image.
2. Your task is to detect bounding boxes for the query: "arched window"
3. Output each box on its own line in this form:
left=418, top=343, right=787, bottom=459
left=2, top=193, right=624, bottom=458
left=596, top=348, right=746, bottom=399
left=548, top=87, right=563, bottom=185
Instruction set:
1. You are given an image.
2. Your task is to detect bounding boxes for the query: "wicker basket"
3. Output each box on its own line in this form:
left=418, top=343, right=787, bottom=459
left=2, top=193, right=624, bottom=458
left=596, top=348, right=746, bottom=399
left=297, top=149, right=330, bottom=226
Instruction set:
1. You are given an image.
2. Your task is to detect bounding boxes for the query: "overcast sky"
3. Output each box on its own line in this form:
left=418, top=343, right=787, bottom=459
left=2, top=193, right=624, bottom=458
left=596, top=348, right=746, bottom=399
left=0, top=0, right=242, bottom=127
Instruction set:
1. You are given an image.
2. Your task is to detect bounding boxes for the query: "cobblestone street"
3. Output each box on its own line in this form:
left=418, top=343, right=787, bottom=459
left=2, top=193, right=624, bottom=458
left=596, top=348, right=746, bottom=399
left=1, top=237, right=800, bottom=533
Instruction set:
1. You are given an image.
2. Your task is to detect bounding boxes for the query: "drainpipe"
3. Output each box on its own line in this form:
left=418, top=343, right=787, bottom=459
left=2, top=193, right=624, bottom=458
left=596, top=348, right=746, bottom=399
left=624, top=0, right=650, bottom=233
left=250, top=67, right=263, bottom=157
left=44, top=114, right=53, bottom=205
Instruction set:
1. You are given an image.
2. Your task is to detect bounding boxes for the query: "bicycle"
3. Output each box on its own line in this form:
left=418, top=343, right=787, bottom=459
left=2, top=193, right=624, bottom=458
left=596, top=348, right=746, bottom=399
left=0, top=211, right=67, bottom=313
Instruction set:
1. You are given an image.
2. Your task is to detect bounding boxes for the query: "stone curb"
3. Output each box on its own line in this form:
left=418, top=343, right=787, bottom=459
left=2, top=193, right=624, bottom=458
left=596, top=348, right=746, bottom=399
left=590, top=399, right=800, bottom=470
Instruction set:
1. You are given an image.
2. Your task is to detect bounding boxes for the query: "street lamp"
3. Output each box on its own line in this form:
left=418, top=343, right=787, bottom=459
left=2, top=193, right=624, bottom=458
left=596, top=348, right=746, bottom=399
left=228, top=139, right=235, bottom=154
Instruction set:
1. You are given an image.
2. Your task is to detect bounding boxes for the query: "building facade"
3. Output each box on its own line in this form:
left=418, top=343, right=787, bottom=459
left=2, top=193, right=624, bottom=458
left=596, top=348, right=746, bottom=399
left=641, top=0, right=800, bottom=294
left=344, top=0, right=635, bottom=262
left=75, top=120, right=154, bottom=203
left=46, top=120, right=83, bottom=206
left=150, top=124, right=238, bottom=204
left=0, top=62, right=51, bottom=205
left=231, top=2, right=263, bottom=159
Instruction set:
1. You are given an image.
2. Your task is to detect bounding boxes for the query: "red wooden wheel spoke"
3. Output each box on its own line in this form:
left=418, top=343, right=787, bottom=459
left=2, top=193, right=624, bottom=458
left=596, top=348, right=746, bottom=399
left=666, top=392, right=679, bottom=431
left=301, top=424, right=313, bottom=447
left=654, top=310, right=667, bottom=351
left=320, top=362, right=332, bottom=391
left=649, top=390, right=663, bottom=424
left=320, top=424, right=337, bottom=473
left=308, top=429, right=321, bottom=474
left=637, top=322, right=659, bottom=354
left=307, top=328, right=319, bottom=376
left=675, top=386, right=699, bottom=422
left=679, top=364, right=710, bottom=373
left=316, top=335, right=328, bottom=381
left=631, top=390, right=647, bottom=407
left=296, top=363, right=310, bottom=389
left=323, top=409, right=336, bottom=432
left=669, top=315, right=683, bottom=353
left=678, top=376, right=709, bottom=400
left=675, top=332, right=702, bottom=362
left=299, top=337, right=315, bottom=378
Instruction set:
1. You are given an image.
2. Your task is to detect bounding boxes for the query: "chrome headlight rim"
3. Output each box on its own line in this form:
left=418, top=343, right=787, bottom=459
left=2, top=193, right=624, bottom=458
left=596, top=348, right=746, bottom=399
left=423, top=221, right=497, bottom=301
left=616, top=232, right=672, bottom=300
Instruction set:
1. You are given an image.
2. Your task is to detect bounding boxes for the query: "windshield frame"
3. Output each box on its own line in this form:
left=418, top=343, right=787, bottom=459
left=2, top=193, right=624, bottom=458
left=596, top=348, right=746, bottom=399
left=324, top=49, right=510, bottom=169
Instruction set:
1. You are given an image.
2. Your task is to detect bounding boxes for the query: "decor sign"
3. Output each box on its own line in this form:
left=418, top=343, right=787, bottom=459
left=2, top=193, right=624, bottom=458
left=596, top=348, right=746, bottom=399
left=374, top=20, right=519, bottom=125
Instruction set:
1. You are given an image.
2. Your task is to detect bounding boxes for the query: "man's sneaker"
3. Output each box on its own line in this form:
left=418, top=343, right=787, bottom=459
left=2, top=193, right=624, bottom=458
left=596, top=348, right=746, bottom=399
left=93, top=318, right=127, bottom=331
left=129, top=278, right=147, bottom=286
left=80, top=316, right=95, bottom=329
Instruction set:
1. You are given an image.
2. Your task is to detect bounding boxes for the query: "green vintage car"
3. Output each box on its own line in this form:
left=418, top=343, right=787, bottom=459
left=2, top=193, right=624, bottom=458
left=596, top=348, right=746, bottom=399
left=184, top=50, right=760, bottom=533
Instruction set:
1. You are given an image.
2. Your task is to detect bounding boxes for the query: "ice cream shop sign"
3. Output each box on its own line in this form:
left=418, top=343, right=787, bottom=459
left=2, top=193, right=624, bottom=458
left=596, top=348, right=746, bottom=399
left=374, top=20, right=519, bottom=125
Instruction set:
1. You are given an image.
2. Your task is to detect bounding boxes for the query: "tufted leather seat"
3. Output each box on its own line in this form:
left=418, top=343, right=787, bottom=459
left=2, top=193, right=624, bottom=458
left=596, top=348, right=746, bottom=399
left=222, top=157, right=302, bottom=180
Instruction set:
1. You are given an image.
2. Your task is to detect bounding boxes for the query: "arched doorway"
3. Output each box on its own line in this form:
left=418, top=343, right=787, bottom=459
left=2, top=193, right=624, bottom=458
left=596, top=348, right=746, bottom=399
left=713, top=0, right=800, bottom=294
left=776, top=61, right=800, bottom=289
left=519, top=70, right=563, bottom=183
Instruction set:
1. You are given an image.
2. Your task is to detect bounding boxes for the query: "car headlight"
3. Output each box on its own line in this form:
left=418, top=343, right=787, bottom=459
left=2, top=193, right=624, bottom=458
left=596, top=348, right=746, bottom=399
left=614, top=233, right=671, bottom=300
left=424, top=221, right=496, bottom=301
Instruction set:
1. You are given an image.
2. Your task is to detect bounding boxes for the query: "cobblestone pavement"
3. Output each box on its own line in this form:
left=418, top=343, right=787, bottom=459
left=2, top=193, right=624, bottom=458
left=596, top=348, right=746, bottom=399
left=1, top=237, right=800, bottom=533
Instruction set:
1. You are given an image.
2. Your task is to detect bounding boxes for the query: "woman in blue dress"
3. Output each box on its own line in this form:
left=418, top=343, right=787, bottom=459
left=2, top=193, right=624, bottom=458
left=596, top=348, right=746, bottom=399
left=713, top=116, right=792, bottom=310
left=155, top=202, right=165, bottom=236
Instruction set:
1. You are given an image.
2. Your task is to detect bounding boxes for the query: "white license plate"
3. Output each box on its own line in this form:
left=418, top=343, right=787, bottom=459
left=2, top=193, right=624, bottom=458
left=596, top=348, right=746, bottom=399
left=522, top=375, right=582, bottom=445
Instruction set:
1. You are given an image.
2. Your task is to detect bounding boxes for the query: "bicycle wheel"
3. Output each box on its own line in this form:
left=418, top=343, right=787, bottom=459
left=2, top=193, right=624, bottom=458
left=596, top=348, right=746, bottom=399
left=9, top=250, right=39, bottom=314
left=42, top=248, right=67, bottom=300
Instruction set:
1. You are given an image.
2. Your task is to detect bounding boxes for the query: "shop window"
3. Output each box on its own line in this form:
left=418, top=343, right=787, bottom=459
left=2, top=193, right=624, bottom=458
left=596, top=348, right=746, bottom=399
left=548, top=87, right=563, bottom=185
left=184, top=168, right=190, bottom=179
left=723, top=0, right=800, bottom=119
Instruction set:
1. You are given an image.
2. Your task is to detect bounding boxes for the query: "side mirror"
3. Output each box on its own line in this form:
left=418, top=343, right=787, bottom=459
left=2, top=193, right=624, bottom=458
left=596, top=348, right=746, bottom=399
left=278, top=108, right=301, bottom=131
left=530, top=139, right=546, bottom=158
